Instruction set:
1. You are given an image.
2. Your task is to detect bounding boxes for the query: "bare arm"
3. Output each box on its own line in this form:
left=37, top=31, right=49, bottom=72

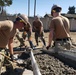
left=48, top=30, right=53, bottom=46
left=32, top=22, right=37, bottom=31
left=48, top=19, right=55, bottom=46
left=28, top=22, right=32, bottom=33
left=8, top=38, right=14, bottom=55
left=29, top=27, right=32, bottom=34
left=40, top=21, right=43, bottom=34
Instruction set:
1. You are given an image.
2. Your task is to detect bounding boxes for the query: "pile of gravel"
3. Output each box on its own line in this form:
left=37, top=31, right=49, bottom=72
left=33, top=49, right=76, bottom=75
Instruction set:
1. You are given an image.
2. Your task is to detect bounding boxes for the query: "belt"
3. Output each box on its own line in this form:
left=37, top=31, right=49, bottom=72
left=0, top=48, right=5, bottom=51
left=55, top=38, right=70, bottom=41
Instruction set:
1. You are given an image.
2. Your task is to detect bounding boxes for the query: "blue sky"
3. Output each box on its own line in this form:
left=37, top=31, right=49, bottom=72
left=6, top=0, right=76, bottom=17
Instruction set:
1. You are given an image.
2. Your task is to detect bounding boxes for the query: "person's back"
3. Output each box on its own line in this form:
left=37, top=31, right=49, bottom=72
left=33, top=18, right=43, bottom=32
left=0, top=20, right=14, bottom=74
left=0, top=14, right=32, bottom=74
left=50, top=15, right=70, bottom=40
left=32, top=16, right=46, bottom=46
left=0, top=20, right=13, bottom=48
left=47, top=4, right=72, bottom=50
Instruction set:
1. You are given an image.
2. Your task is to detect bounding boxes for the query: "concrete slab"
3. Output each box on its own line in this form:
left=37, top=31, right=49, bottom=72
left=42, top=48, right=76, bottom=62
left=59, top=49, right=76, bottom=61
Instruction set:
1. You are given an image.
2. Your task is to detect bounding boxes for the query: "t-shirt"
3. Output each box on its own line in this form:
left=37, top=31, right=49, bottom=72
left=0, top=20, right=15, bottom=48
left=50, top=15, right=70, bottom=39
left=32, top=20, right=43, bottom=32
left=24, top=22, right=31, bottom=32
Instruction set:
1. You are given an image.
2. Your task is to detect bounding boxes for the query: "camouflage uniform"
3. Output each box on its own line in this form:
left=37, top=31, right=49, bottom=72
left=0, top=20, right=14, bottom=74
left=16, top=22, right=34, bottom=49
left=32, top=16, right=46, bottom=46
left=47, top=5, right=72, bottom=52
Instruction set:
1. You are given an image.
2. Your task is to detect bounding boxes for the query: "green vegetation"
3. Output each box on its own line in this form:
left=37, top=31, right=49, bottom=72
left=0, top=0, right=13, bottom=14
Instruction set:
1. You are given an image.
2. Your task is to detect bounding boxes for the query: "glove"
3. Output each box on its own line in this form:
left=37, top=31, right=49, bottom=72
left=46, top=45, right=50, bottom=50
left=10, top=54, right=15, bottom=61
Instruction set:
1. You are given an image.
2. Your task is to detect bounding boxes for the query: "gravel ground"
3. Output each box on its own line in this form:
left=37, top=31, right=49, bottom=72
left=11, top=32, right=76, bottom=75
left=1, top=32, right=76, bottom=75
left=32, top=32, right=76, bottom=75
left=33, top=49, right=76, bottom=75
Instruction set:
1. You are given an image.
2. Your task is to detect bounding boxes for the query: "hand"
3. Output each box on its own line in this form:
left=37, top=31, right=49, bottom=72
left=46, top=45, right=50, bottom=50
left=10, top=54, right=15, bottom=61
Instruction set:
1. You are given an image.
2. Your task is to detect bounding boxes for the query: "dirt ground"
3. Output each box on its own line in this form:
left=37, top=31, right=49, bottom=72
left=70, top=32, right=76, bottom=44
left=13, top=32, right=76, bottom=48
left=32, top=32, right=76, bottom=75
left=1, top=32, right=76, bottom=75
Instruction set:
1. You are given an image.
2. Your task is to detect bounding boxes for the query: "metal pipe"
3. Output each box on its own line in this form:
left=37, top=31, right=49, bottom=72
left=30, top=49, right=41, bottom=75
left=34, top=0, right=36, bottom=17
left=28, top=0, right=30, bottom=17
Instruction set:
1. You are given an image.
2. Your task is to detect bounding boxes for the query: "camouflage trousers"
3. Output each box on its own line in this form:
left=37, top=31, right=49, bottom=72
left=53, top=39, right=72, bottom=53
left=0, top=49, right=15, bottom=75
left=35, top=31, right=46, bottom=46
left=16, top=31, right=34, bottom=49
left=16, top=32, right=25, bottom=46
left=0, top=49, right=6, bottom=74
